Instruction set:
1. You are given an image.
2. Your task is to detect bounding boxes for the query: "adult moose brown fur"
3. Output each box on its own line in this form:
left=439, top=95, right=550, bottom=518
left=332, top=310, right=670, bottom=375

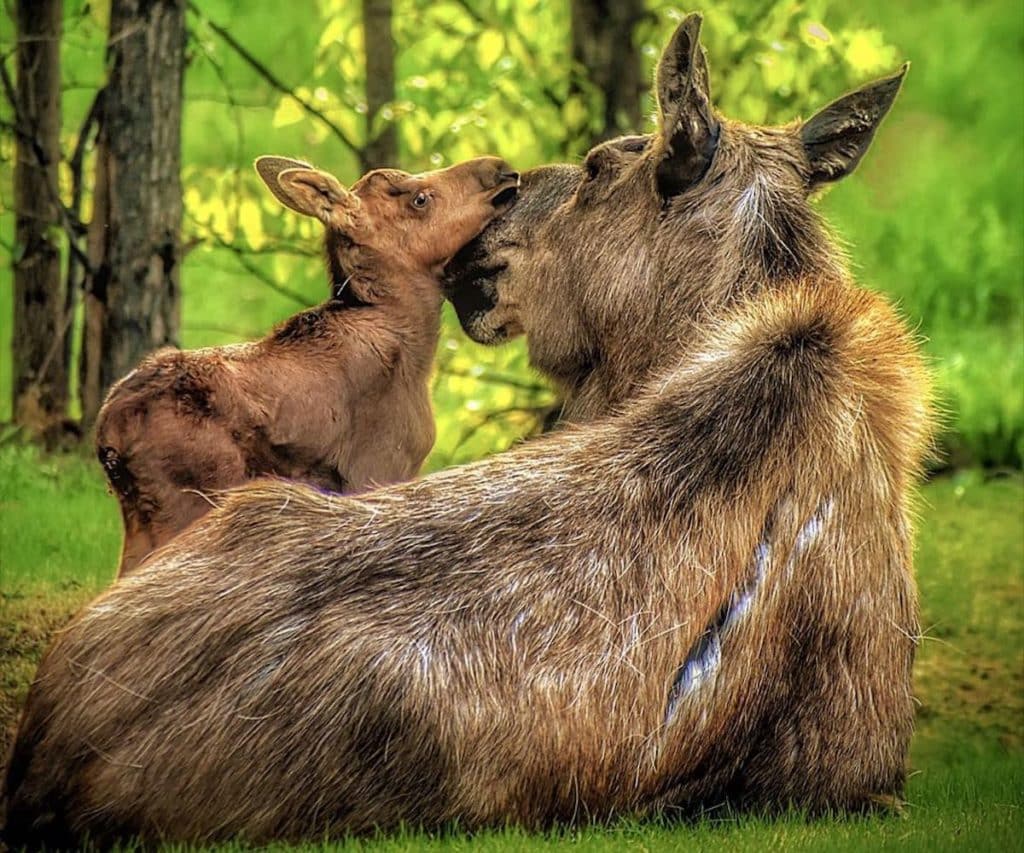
left=5, top=15, right=932, bottom=847
left=95, top=156, right=519, bottom=575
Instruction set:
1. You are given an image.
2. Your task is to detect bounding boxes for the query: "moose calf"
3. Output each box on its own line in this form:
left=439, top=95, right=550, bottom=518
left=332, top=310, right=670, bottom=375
left=5, top=14, right=933, bottom=848
left=95, top=156, right=518, bottom=575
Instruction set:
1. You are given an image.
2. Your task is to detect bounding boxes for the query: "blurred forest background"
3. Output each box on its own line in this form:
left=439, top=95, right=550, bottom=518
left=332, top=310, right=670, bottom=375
left=1, top=0, right=1021, bottom=471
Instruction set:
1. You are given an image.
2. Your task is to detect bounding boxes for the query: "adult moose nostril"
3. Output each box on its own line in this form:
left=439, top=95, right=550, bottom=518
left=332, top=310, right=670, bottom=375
left=489, top=164, right=520, bottom=208
left=491, top=184, right=518, bottom=208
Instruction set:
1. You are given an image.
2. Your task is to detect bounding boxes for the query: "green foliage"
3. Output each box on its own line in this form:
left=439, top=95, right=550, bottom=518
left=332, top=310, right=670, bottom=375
left=820, top=0, right=1024, bottom=468
left=2, top=445, right=1021, bottom=849
left=0, top=0, right=1020, bottom=467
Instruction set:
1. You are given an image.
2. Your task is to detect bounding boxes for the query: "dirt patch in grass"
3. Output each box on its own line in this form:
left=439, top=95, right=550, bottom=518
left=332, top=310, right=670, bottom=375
left=0, top=587, right=90, bottom=763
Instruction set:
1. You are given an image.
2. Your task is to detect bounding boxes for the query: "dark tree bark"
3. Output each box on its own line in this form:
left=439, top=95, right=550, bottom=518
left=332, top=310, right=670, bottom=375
left=80, top=0, right=185, bottom=428
left=569, top=0, right=645, bottom=150
left=361, top=0, right=398, bottom=170
left=12, top=0, right=65, bottom=435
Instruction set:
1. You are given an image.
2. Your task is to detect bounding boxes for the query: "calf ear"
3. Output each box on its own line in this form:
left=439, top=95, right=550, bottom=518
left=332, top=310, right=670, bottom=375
left=254, top=156, right=314, bottom=207
left=260, top=162, right=358, bottom=226
left=801, top=64, right=908, bottom=187
left=655, top=14, right=720, bottom=198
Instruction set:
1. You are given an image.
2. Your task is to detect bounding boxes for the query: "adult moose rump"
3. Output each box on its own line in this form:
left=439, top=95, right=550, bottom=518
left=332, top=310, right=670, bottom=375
left=95, top=156, right=519, bottom=575
left=4, top=15, right=932, bottom=847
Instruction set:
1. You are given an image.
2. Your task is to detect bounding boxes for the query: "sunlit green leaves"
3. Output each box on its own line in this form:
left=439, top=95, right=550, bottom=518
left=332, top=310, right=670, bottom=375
left=3, top=0, right=1017, bottom=467
left=272, top=97, right=304, bottom=128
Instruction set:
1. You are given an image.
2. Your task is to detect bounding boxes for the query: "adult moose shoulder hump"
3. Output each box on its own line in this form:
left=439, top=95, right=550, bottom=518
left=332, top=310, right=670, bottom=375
left=5, top=13, right=932, bottom=847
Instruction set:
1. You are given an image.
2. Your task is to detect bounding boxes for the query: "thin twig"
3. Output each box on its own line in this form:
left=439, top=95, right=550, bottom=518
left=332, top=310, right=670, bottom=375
left=186, top=1, right=362, bottom=160
left=187, top=28, right=246, bottom=228
left=450, top=404, right=547, bottom=456
left=187, top=212, right=314, bottom=307
left=0, top=62, right=93, bottom=271
left=435, top=363, right=552, bottom=395
left=184, top=323, right=263, bottom=339
left=63, top=85, right=106, bottom=380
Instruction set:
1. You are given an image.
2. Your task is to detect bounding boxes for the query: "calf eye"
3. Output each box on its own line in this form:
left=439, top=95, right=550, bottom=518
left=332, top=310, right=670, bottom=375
left=412, top=191, right=430, bottom=209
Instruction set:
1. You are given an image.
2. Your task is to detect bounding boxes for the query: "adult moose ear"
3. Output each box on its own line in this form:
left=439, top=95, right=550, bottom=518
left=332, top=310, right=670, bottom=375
left=255, top=156, right=359, bottom=227
left=654, top=13, right=720, bottom=198
left=801, top=64, right=908, bottom=187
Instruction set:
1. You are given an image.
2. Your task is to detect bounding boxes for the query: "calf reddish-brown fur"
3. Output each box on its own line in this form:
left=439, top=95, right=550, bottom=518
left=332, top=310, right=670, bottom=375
left=96, top=156, right=518, bottom=575
left=5, top=15, right=932, bottom=847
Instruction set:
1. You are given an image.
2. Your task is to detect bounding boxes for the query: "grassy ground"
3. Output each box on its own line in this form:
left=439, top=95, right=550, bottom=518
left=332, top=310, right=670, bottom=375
left=1, top=446, right=1022, bottom=850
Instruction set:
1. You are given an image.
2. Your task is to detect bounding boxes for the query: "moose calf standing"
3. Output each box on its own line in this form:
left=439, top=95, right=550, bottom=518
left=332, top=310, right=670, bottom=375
left=95, top=156, right=518, bottom=575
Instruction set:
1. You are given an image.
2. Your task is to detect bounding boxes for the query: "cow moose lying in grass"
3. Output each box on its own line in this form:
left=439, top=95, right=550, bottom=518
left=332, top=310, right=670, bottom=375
left=95, top=156, right=518, bottom=575
left=4, top=14, right=932, bottom=847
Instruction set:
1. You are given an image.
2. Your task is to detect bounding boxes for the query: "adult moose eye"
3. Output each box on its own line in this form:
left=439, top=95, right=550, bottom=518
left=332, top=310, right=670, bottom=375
left=412, top=191, right=430, bottom=209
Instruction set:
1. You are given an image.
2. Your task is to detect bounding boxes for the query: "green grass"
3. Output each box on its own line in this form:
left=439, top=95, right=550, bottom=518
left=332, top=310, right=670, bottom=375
left=1, top=445, right=1022, bottom=850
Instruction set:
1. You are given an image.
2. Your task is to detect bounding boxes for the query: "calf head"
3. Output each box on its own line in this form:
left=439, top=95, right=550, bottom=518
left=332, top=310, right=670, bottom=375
left=444, top=14, right=905, bottom=405
left=256, top=156, right=519, bottom=279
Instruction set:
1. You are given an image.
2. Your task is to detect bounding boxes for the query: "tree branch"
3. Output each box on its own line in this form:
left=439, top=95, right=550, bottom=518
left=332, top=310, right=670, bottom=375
left=0, top=61, right=93, bottom=272
left=187, top=213, right=315, bottom=308
left=186, top=1, right=363, bottom=161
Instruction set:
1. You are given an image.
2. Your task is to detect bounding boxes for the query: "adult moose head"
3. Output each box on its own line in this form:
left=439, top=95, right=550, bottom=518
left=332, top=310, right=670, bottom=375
left=445, top=14, right=907, bottom=422
left=4, top=15, right=932, bottom=848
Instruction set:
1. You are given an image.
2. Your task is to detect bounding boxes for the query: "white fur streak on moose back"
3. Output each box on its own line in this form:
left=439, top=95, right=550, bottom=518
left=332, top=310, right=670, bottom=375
left=664, top=496, right=836, bottom=724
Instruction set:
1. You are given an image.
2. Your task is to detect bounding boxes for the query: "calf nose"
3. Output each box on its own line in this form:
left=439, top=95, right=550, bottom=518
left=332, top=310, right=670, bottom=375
left=494, top=159, right=519, bottom=186
left=475, top=157, right=519, bottom=189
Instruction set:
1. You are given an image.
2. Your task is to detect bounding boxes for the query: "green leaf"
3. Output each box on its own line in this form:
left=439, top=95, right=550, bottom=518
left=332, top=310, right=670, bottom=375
left=272, top=97, right=304, bottom=128
left=477, top=30, right=504, bottom=67
left=238, top=198, right=263, bottom=249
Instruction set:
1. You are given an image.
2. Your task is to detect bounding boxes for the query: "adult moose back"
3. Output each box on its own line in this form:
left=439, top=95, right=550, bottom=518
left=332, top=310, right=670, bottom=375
left=5, top=15, right=932, bottom=847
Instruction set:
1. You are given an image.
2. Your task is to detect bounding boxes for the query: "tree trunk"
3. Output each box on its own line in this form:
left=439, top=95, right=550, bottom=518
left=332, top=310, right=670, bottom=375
left=80, top=0, right=185, bottom=429
left=569, top=0, right=645, bottom=150
left=12, top=0, right=65, bottom=435
left=361, top=0, right=398, bottom=170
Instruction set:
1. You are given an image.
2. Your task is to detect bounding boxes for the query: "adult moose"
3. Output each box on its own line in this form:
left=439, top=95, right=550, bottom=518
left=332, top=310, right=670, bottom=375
left=4, top=15, right=931, bottom=847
